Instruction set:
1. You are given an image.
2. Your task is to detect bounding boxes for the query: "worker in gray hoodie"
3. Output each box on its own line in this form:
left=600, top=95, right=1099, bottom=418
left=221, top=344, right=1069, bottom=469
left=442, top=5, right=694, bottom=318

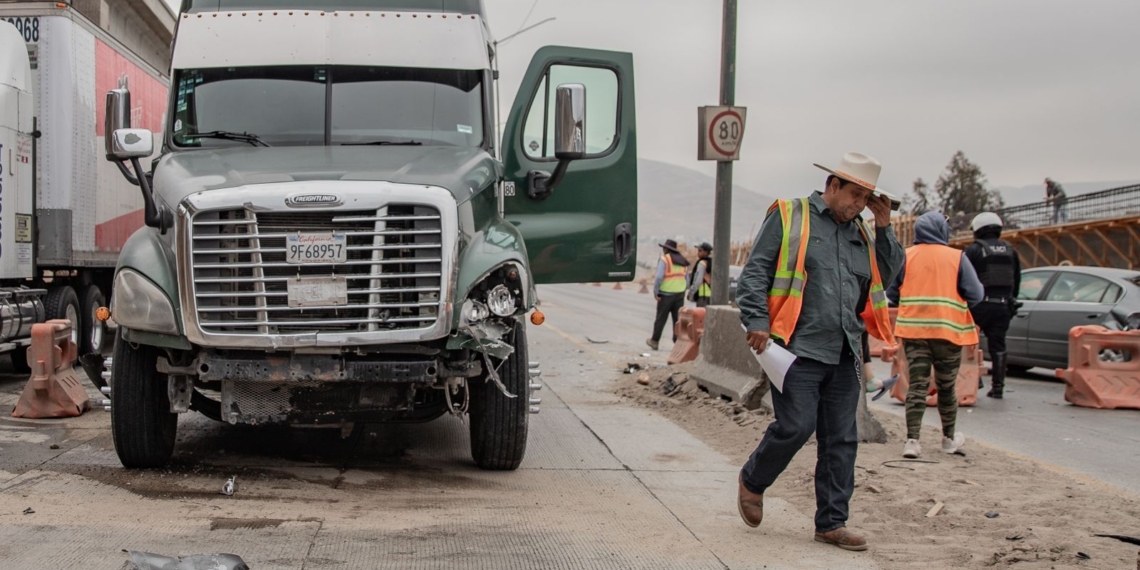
left=886, top=212, right=984, bottom=458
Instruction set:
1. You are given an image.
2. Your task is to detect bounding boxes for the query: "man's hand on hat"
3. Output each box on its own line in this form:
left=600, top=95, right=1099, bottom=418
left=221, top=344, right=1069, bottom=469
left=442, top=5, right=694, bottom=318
left=868, top=194, right=892, bottom=228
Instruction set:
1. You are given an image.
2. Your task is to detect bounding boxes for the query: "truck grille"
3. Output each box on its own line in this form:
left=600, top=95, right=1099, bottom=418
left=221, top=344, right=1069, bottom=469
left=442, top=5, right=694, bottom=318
left=189, top=206, right=443, bottom=335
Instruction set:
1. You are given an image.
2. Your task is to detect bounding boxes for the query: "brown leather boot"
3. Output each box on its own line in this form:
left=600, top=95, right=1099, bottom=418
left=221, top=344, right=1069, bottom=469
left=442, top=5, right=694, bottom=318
left=737, top=474, right=763, bottom=528
left=814, top=527, right=868, bottom=551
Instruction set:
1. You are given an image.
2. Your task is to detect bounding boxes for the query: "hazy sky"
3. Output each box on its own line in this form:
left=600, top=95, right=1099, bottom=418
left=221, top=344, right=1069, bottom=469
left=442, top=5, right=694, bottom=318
left=164, top=1, right=1140, bottom=202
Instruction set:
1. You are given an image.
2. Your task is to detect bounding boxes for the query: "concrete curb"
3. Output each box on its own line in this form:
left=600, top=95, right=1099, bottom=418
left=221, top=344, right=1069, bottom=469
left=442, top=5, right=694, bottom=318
left=690, top=306, right=769, bottom=410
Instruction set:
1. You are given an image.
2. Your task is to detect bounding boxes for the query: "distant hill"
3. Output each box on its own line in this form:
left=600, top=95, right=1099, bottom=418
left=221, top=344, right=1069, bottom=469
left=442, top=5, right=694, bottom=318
left=637, top=158, right=775, bottom=248
left=993, top=180, right=1140, bottom=208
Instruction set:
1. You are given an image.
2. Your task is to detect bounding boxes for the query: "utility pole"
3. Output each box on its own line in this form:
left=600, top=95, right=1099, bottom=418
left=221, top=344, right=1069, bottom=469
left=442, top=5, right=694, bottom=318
left=710, top=0, right=737, bottom=305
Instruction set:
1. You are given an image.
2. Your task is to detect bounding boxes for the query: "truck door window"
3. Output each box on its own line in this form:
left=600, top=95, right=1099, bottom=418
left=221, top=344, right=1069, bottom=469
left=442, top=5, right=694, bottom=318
left=521, top=64, right=619, bottom=160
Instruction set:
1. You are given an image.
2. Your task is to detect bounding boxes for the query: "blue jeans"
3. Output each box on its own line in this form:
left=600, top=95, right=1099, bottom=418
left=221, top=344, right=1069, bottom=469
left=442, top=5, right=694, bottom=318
left=741, top=346, right=860, bottom=533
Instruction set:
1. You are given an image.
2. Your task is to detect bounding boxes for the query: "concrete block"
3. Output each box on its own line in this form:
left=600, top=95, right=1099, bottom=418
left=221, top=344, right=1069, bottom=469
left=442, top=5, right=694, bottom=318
left=690, top=306, right=769, bottom=410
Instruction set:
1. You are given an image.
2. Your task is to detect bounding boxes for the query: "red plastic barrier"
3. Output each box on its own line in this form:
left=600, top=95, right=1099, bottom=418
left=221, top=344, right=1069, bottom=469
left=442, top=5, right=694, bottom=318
left=668, top=307, right=707, bottom=365
left=884, top=343, right=982, bottom=407
left=11, top=320, right=90, bottom=419
left=1055, top=326, right=1140, bottom=410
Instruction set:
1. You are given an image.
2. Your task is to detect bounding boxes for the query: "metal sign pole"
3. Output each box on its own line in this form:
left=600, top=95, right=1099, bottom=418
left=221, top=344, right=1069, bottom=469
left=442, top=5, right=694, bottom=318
left=711, top=0, right=737, bottom=305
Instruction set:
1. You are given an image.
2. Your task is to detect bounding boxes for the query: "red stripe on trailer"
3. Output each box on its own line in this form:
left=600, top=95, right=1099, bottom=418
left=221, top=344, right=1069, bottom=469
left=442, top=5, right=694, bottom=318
left=95, top=39, right=167, bottom=136
left=95, top=208, right=145, bottom=252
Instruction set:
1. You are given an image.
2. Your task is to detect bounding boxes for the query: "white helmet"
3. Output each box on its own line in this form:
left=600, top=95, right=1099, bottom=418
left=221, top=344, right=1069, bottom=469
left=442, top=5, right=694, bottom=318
left=971, top=212, right=1003, bottom=232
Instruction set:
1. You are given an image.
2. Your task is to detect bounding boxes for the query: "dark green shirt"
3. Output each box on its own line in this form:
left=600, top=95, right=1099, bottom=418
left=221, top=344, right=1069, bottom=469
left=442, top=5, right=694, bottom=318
left=736, top=192, right=904, bottom=365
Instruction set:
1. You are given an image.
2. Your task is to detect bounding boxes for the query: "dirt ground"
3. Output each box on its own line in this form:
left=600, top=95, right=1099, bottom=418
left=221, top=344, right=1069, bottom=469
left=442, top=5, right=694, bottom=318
left=616, top=362, right=1140, bottom=570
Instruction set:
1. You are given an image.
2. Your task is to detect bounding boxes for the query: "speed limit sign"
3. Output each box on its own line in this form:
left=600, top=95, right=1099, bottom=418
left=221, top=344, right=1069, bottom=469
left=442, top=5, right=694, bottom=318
left=697, top=106, right=748, bottom=161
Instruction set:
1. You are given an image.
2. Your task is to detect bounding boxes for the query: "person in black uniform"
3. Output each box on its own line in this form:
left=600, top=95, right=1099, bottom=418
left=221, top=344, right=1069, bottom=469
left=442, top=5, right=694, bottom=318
left=964, top=212, right=1021, bottom=399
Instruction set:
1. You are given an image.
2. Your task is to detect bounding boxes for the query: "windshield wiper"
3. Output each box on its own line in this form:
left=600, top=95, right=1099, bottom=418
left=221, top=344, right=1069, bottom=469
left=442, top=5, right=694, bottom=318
left=341, top=140, right=423, bottom=146
left=184, top=130, right=271, bottom=147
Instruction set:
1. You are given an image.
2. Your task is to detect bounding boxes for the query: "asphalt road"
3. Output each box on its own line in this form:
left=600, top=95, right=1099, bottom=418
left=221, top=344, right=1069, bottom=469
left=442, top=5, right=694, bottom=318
left=536, top=284, right=1140, bottom=496
left=0, top=284, right=877, bottom=570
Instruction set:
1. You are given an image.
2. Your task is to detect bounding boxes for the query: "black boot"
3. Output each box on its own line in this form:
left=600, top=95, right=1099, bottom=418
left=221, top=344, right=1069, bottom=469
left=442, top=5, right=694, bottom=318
left=987, top=352, right=1006, bottom=399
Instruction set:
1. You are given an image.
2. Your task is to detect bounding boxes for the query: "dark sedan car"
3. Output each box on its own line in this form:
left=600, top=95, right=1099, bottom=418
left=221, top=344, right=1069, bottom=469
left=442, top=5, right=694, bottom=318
left=993, top=266, right=1140, bottom=372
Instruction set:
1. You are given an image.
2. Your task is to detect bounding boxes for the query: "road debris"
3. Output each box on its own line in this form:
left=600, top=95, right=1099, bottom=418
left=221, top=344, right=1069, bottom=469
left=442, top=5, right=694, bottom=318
left=49, top=444, right=60, bottom=450
left=122, top=551, right=249, bottom=570
left=623, top=363, right=644, bottom=374
left=926, top=501, right=945, bottom=518
left=586, top=337, right=610, bottom=344
left=1094, top=534, right=1140, bottom=547
left=221, top=476, right=237, bottom=496
left=636, top=374, right=650, bottom=386
left=1006, top=532, right=1024, bottom=541
left=985, top=510, right=1000, bottom=518
left=1076, top=551, right=1092, bottom=560
left=881, top=459, right=939, bottom=470
left=866, top=484, right=883, bottom=494
left=22, top=507, right=34, bottom=515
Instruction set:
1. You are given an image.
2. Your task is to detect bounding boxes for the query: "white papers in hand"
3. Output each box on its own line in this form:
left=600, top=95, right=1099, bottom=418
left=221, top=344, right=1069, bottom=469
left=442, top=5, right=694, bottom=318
left=742, top=326, right=796, bottom=392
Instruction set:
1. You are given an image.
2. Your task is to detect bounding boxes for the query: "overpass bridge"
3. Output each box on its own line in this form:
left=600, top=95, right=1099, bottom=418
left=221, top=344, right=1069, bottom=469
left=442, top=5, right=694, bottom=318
left=894, top=184, right=1140, bottom=270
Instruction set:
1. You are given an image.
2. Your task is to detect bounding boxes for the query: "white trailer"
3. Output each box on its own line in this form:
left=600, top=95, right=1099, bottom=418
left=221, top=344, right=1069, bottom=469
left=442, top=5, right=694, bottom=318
left=0, top=3, right=170, bottom=366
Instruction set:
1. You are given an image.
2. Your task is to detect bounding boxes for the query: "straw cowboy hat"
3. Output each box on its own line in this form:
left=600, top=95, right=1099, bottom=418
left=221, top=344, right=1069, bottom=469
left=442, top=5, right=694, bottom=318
left=814, top=152, right=900, bottom=208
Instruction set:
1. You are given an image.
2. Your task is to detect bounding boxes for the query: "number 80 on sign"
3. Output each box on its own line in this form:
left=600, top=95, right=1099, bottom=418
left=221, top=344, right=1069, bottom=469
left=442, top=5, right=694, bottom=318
left=697, top=106, right=748, bottom=161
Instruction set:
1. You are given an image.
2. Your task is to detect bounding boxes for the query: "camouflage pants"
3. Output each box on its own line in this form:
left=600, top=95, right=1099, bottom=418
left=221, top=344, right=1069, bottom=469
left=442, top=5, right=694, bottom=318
left=903, top=339, right=962, bottom=440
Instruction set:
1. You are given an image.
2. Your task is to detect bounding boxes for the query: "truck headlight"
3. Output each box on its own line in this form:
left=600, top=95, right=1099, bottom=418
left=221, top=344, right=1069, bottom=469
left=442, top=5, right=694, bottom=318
left=486, top=285, right=517, bottom=317
left=111, top=269, right=179, bottom=335
left=466, top=300, right=490, bottom=322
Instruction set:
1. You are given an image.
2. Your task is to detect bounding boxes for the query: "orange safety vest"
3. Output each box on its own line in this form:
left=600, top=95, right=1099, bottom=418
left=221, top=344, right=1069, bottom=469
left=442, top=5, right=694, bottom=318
left=894, top=244, right=979, bottom=345
left=659, top=254, right=687, bottom=294
left=766, top=198, right=896, bottom=346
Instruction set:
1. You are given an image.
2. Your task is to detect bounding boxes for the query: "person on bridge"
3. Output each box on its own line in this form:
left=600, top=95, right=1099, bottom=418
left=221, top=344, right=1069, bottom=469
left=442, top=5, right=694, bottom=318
left=1045, top=178, right=1068, bottom=224
left=646, top=239, right=690, bottom=351
left=887, top=211, right=984, bottom=459
left=735, top=152, right=902, bottom=552
left=687, top=242, right=714, bottom=308
left=965, top=212, right=1021, bottom=399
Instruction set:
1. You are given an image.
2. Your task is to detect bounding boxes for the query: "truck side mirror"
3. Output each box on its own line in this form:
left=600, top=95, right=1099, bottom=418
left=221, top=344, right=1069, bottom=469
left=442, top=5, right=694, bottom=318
left=103, top=83, right=171, bottom=234
left=110, top=129, right=154, bottom=160
left=553, top=83, right=586, bottom=160
left=104, top=87, right=131, bottom=157
left=527, top=83, right=586, bottom=200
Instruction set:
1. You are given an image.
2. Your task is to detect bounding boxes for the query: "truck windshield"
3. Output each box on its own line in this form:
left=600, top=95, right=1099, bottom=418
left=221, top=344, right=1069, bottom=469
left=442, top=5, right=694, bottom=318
left=171, top=66, right=485, bottom=148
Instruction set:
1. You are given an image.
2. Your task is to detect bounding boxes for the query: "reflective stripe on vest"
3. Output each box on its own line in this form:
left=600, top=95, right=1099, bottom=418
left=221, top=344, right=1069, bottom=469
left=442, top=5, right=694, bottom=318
left=660, top=254, right=687, bottom=293
left=894, top=244, right=979, bottom=346
left=764, top=198, right=896, bottom=346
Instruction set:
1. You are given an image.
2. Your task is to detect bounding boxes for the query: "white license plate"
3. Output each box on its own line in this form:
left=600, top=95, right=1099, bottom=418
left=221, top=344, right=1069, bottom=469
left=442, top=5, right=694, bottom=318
left=287, top=276, right=348, bottom=308
left=287, top=233, right=346, bottom=264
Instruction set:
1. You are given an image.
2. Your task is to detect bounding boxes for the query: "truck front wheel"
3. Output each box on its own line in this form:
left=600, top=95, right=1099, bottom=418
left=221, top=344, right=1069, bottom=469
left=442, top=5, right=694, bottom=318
left=79, top=285, right=106, bottom=356
left=111, top=338, right=177, bottom=468
left=469, top=320, right=529, bottom=470
left=44, top=286, right=81, bottom=360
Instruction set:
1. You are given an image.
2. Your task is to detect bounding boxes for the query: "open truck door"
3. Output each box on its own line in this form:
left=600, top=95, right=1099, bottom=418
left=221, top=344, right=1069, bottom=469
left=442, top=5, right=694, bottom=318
left=502, top=47, right=637, bottom=284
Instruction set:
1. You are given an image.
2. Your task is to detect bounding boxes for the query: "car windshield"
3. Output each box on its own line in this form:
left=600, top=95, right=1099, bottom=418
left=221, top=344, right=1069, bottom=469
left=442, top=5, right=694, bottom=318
left=171, top=65, right=485, bottom=148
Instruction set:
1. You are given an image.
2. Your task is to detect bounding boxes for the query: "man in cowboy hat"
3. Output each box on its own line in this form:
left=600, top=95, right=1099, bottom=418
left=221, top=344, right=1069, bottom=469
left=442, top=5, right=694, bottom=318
left=735, top=152, right=903, bottom=551
left=688, top=242, right=714, bottom=307
left=646, top=239, right=690, bottom=351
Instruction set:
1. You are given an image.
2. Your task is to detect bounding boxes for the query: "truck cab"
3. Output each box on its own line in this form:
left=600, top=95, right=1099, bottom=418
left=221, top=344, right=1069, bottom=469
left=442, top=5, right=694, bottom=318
left=103, top=0, right=637, bottom=470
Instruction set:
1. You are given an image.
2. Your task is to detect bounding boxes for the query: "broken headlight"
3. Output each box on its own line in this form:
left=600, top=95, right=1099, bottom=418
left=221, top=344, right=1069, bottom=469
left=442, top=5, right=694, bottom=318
left=486, top=285, right=516, bottom=317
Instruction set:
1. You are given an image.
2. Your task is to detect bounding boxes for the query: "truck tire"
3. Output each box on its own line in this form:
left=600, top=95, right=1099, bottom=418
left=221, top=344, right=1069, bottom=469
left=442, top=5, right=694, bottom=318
left=469, top=320, right=529, bottom=470
left=44, top=286, right=81, bottom=359
left=8, top=349, right=30, bottom=374
left=111, top=338, right=177, bottom=468
left=79, top=285, right=107, bottom=356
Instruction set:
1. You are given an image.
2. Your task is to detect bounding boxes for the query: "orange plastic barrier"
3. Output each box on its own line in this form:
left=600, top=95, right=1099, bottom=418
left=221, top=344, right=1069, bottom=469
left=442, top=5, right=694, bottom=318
left=668, top=307, right=707, bottom=365
left=883, top=343, right=982, bottom=407
left=638, top=279, right=649, bottom=294
left=11, top=320, right=90, bottom=419
left=867, top=308, right=899, bottom=357
left=1055, top=326, right=1140, bottom=410
left=613, top=282, right=623, bottom=290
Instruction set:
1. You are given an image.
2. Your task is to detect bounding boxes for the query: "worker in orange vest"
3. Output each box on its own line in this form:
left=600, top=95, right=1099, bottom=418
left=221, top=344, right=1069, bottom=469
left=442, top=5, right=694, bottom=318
left=735, top=152, right=903, bottom=552
left=886, top=211, right=983, bottom=459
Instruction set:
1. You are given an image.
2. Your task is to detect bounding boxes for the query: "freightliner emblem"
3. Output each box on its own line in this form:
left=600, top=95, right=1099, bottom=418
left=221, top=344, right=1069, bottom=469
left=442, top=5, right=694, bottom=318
left=286, top=194, right=343, bottom=207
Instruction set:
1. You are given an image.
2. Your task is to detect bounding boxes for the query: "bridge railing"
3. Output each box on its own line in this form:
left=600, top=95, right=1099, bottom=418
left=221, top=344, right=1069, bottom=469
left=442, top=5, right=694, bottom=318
left=948, top=184, right=1140, bottom=237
